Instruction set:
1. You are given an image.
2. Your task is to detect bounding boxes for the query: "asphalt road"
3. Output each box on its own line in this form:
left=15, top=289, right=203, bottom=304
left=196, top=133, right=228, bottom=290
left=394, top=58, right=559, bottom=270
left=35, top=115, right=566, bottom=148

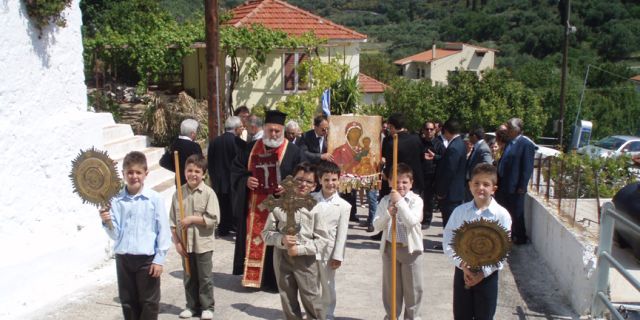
left=40, top=206, right=582, bottom=319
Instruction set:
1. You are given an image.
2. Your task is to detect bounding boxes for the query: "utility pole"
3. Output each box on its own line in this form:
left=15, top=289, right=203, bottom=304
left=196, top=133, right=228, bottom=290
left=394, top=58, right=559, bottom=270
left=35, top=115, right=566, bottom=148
left=558, top=0, right=570, bottom=150
left=205, top=0, right=221, bottom=141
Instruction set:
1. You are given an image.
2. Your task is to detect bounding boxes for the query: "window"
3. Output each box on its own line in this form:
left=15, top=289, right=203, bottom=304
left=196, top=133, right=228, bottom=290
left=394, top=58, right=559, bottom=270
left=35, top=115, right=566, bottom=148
left=283, top=52, right=309, bottom=92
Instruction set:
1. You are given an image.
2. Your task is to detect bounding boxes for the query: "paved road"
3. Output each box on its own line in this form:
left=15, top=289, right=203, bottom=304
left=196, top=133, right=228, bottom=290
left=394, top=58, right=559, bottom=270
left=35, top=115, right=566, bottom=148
left=40, top=207, right=582, bottom=319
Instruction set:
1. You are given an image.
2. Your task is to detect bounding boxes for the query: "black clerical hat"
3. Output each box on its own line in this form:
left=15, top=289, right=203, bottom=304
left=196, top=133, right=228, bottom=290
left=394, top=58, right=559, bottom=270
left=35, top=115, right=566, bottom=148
left=264, top=110, right=287, bottom=126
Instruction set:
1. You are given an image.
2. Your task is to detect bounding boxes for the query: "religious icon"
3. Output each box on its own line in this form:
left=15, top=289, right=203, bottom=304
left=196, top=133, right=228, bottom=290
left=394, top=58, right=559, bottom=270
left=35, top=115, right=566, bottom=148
left=327, top=115, right=382, bottom=190
left=250, top=152, right=281, bottom=194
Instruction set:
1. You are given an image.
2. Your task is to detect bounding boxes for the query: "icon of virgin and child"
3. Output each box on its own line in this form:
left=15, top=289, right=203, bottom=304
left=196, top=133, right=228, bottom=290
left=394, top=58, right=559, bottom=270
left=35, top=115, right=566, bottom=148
left=329, top=117, right=380, bottom=176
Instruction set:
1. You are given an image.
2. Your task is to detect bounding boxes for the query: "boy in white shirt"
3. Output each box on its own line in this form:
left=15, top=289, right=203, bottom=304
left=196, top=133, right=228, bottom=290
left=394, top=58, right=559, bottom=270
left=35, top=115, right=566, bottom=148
left=443, top=163, right=512, bottom=320
left=312, top=161, right=352, bottom=319
left=372, top=163, right=424, bottom=320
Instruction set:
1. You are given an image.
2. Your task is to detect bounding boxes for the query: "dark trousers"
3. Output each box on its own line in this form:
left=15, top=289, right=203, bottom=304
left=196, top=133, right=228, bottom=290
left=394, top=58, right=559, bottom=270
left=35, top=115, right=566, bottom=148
left=116, top=254, right=160, bottom=320
left=422, top=177, right=436, bottom=224
left=217, top=193, right=235, bottom=234
left=183, top=251, right=215, bottom=313
left=497, top=192, right=527, bottom=243
left=439, top=199, right=463, bottom=229
left=453, top=268, right=499, bottom=320
left=341, top=191, right=357, bottom=218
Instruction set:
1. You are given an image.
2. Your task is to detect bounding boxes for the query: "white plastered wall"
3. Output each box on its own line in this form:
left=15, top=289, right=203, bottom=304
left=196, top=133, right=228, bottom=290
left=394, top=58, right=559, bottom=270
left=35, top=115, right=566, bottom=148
left=0, top=1, right=114, bottom=317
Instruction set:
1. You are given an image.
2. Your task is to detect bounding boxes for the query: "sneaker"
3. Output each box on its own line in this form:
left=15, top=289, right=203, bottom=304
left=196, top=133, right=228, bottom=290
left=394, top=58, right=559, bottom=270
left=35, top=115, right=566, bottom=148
left=201, top=310, right=213, bottom=320
left=179, top=309, right=194, bottom=319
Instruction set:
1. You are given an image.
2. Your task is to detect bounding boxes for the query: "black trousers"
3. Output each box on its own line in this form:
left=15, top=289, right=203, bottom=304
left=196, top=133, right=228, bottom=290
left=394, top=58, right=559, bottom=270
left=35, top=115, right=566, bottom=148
left=341, top=191, right=357, bottom=218
left=453, top=268, right=499, bottom=320
left=422, top=176, right=436, bottom=224
left=497, top=192, right=527, bottom=243
left=116, top=254, right=161, bottom=320
left=439, top=199, right=463, bottom=229
left=217, top=193, right=235, bottom=234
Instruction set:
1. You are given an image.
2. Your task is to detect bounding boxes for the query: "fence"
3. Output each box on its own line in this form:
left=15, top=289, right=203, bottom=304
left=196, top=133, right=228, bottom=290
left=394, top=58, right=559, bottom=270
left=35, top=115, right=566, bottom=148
left=528, top=152, right=638, bottom=238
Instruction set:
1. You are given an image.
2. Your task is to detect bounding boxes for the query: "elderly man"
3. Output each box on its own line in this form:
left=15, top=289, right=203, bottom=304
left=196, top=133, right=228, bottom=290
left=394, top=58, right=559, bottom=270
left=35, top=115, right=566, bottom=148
left=208, top=116, right=246, bottom=236
left=298, top=114, right=333, bottom=164
left=285, top=120, right=302, bottom=145
left=247, top=114, right=264, bottom=142
left=159, top=118, right=203, bottom=185
left=496, top=118, right=536, bottom=245
left=230, top=110, right=303, bottom=291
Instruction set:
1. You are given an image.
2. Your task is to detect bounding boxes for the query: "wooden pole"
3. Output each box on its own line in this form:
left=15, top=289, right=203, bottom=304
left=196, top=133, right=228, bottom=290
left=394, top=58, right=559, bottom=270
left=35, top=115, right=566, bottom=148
left=390, top=133, right=398, bottom=320
left=205, top=0, right=221, bottom=140
left=174, top=151, right=191, bottom=276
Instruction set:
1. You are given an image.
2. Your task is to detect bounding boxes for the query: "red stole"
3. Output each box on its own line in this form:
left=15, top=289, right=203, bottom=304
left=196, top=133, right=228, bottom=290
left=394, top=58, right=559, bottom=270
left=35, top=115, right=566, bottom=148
left=242, top=138, right=289, bottom=288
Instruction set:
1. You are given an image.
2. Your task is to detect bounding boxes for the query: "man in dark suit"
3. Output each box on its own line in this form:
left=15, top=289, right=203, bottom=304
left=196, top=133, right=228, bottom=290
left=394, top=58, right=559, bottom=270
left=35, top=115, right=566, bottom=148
left=381, top=113, right=425, bottom=197
left=434, top=119, right=466, bottom=234
left=159, top=118, right=203, bottom=185
left=465, top=126, right=493, bottom=201
left=496, top=118, right=536, bottom=245
left=207, top=116, right=246, bottom=236
left=421, top=121, right=445, bottom=228
left=297, top=114, right=333, bottom=164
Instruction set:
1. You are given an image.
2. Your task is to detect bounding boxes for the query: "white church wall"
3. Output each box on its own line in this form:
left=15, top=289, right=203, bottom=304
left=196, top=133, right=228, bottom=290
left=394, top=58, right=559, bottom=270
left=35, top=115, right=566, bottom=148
left=0, top=1, right=115, bottom=317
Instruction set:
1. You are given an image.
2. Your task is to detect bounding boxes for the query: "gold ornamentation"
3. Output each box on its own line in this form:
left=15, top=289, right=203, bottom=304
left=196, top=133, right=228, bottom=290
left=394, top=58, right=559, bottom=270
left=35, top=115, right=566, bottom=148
left=451, top=218, right=511, bottom=269
left=259, top=175, right=316, bottom=235
left=69, top=147, right=121, bottom=207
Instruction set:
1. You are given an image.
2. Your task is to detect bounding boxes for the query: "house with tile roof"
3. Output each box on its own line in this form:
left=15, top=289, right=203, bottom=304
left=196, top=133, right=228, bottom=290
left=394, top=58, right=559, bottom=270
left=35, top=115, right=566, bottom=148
left=394, top=42, right=497, bottom=85
left=183, top=0, right=383, bottom=109
left=359, top=73, right=388, bottom=105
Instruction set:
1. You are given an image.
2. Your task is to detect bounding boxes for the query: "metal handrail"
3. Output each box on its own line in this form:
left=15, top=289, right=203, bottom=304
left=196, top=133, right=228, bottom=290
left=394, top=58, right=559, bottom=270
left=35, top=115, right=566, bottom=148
left=591, top=202, right=640, bottom=318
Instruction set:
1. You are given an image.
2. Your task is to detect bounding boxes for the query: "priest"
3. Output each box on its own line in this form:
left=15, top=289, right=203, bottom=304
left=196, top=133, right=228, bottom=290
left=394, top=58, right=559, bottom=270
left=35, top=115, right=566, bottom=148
left=231, top=110, right=304, bottom=291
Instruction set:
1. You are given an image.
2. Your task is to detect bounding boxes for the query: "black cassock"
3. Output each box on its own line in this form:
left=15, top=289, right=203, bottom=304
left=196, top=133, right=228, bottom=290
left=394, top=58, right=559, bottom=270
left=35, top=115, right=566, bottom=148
left=230, top=140, right=303, bottom=291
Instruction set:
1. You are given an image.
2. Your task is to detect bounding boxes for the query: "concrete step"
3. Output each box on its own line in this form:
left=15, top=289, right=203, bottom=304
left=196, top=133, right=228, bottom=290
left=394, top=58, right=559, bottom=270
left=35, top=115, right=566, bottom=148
left=103, top=124, right=134, bottom=144
left=112, top=147, right=166, bottom=172
left=153, top=178, right=177, bottom=209
left=105, top=135, right=149, bottom=160
left=145, top=164, right=175, bottom=190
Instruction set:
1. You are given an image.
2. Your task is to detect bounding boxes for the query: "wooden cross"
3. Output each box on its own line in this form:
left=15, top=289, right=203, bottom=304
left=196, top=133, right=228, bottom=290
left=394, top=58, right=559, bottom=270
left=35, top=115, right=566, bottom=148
left=258, top=175, right=317, bottom=235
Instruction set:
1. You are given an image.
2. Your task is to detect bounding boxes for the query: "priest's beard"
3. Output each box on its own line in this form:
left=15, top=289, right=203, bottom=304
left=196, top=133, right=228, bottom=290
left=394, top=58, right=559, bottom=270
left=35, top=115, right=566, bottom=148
left=263, top=135, right=284, bottom=148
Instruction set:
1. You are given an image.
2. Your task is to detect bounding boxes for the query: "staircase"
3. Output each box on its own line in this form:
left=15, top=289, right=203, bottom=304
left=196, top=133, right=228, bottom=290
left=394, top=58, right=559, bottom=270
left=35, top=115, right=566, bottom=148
left=102, top=123, right=176, bottom=205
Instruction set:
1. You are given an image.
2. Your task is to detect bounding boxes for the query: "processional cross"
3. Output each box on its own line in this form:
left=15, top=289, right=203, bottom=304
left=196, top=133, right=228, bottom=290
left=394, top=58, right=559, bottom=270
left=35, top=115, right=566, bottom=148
left=258, top=175, right=317, bottom=235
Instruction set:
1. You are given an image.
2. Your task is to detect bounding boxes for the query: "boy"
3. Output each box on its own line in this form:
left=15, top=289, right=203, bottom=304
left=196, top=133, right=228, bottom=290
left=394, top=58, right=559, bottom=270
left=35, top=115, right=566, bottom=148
left=372, top=163, right=424, bottom=320
left=99, top=151, right=171, bottom=320
left=443, top=163, right=512, bottom=320
left=169, top=154, right=220, bottom=320
left=312, top=161, right=352, bottom=319
left=261, top=162, right=325, bottom=320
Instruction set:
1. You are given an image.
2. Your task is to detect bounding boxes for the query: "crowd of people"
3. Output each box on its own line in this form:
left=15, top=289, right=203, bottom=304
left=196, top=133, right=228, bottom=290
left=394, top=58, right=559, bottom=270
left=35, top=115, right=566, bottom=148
left=98, top=107, right=537, bottom=320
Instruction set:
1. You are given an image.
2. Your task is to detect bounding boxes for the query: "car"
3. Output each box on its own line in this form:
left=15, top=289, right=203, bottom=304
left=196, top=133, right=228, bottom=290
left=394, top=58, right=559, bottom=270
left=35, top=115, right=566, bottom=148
left=577, top=135, right=640, bottom=158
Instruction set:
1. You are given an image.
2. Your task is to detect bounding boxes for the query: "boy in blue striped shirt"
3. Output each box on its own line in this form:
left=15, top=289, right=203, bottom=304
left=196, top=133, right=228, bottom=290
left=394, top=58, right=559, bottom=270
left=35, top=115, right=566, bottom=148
left=99, top=151, right=171, bottom=320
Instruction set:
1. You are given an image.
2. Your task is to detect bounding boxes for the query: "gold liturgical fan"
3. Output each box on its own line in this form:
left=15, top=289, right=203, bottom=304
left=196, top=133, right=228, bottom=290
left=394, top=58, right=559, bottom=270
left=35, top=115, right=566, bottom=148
left=450, top=218, right=511, bottom=270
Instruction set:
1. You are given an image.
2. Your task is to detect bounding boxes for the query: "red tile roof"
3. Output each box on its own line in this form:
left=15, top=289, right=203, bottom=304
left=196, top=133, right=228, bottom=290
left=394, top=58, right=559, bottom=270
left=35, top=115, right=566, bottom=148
left=394, top=42, right=497, bottom=65
left=394, top=49, right=460, bottom=65
left=225, top=0, right=367, bottom=41
left=358, top=73, right=388, bottom=93
left=631, top=75, right=640, bottom=82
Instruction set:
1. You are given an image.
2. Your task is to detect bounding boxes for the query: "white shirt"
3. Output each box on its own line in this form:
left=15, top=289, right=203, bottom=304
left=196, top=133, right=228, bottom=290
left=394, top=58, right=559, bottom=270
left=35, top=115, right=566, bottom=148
left=373, top=191, right=424, bottom=254
left=442, top=198, right=512, bottom=277
left=311, top=191, right=351, bottom=261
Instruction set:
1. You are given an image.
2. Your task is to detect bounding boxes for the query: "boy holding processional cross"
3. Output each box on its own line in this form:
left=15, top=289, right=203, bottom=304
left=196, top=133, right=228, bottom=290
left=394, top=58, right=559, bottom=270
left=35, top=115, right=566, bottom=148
left=99, top=151, right=171, bottom=320
left=372, top=162, right=424, bottom=320
left=261, top=162, right=326, bottom=320
left=312, top=160, right=352, bottom=319
left=443, top=163, right=511, bottom=320
left=169, top=154, right=220, bottom=319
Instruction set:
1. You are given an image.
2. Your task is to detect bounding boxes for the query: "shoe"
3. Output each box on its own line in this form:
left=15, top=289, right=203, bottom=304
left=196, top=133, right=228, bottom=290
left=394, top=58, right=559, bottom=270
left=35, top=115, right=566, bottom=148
left=421, top=223, right=430, bottom=230
left=200, top=310, right=213, bottom=320
left=179, top=309, right=194, bottom=319
left=433, top=244, right=443, bottom=250
left=350, top=215, right=359, bottom=222
left=367, top=224, right=375, bottom=232
left=359, top=221, right=369, bottom=227
left=370, top=232, right=382, bottom=240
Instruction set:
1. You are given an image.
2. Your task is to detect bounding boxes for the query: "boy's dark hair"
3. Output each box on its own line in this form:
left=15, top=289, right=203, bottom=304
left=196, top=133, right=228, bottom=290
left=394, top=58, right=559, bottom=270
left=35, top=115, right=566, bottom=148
left=387, top=113, right=406, bottom=130
left=293, top=161, right=317, bottom=183
left=471, top=163, right=498, bottom=184
left=234, top=105, right=249, bottom=116
left=123, top=151, right=148, bottom=171
left=313, top=114, right=328, bottom=127
left=443, top=118, right=461, bottom=135
left=396, top=162, right=413, bottom=181
left=316, top=160, right=340, bottom=179
left=185, top=154, right=207, bottom=174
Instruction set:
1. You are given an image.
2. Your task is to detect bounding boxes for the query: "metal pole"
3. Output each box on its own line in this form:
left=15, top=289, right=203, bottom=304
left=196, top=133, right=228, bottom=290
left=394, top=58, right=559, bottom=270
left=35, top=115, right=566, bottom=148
left=205, top=0, right=221, bottom=140
left=558, top=0, right=570, bottom=150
